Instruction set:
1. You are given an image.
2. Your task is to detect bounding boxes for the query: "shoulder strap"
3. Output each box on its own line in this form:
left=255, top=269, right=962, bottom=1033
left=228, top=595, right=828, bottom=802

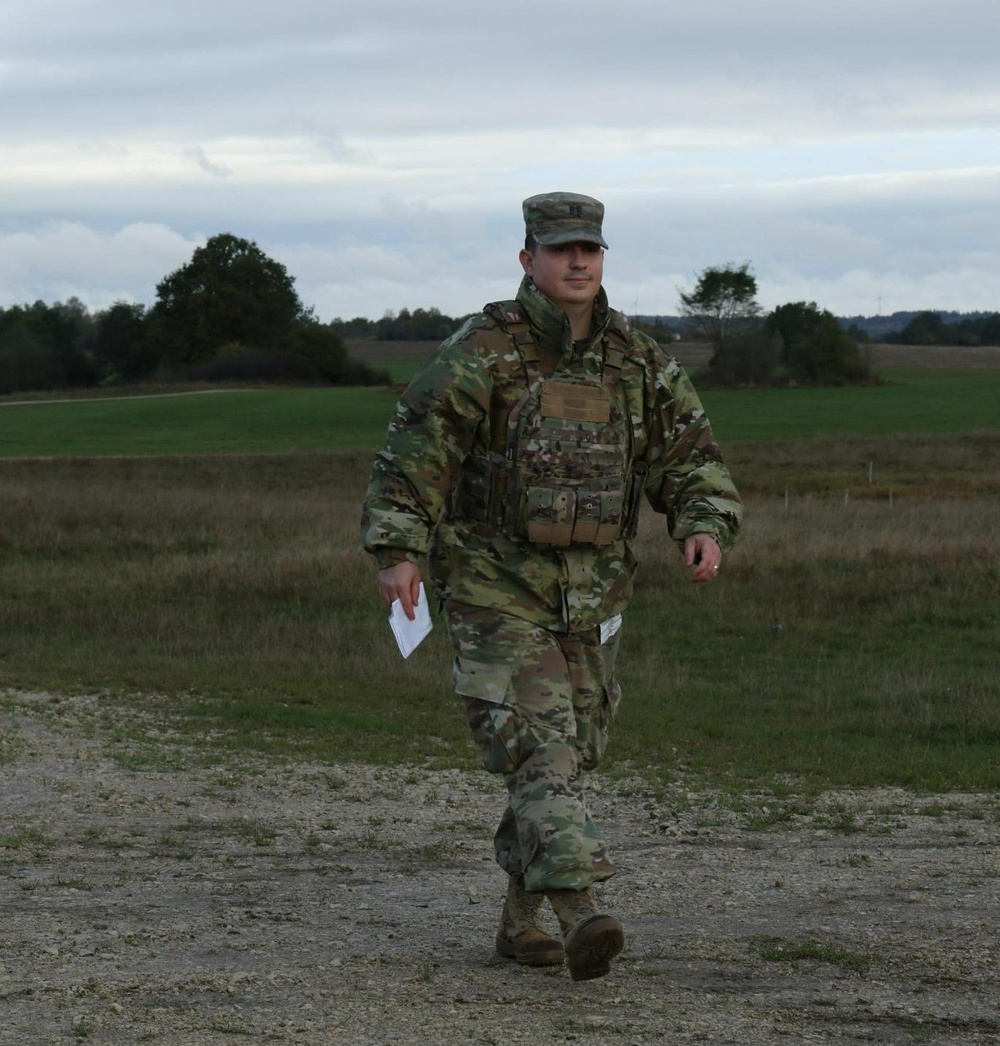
left=483, top=300, right=540, bottom=367
left=601, top=309, right=632, bottom=390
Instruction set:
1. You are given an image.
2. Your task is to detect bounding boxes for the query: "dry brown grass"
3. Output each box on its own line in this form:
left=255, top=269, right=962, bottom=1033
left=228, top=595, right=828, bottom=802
left=868, top=344, right=1000, bottom=368
left=654, top=496, right=998, bottom=564
left=348, top=338, right=1000, bottom=373
left=727, top=429, right=1000, bottom=498
left=671, top=341, right=1000, bottom=372
left=2, top=439, right=997, bottom=786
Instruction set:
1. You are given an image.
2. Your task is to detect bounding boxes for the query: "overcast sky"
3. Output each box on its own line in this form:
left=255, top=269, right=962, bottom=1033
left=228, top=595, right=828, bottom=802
left=2, top=0, right=998, bottom=322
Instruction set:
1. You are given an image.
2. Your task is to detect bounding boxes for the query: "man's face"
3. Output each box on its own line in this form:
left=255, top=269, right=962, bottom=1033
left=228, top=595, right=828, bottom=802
left=519, top=241, right=604, bottom=312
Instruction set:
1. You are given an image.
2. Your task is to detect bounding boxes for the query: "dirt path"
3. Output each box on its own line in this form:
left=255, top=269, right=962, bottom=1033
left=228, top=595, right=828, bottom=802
left=2, top=690, right=998, bottom=1045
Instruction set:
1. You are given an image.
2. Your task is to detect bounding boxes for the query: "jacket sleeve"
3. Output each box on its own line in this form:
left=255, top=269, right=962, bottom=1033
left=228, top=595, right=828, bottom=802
left=639, top=338, right=743, bottom=552
left=360, top=321, right=493, bottom=567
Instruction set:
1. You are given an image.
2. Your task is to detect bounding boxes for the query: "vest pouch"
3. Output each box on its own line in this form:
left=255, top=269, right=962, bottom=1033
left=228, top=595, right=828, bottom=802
left=523, top=484, right=624, bottom=547
left=571, top=488, right=624, bottom=545
left=524, top=486, right=575, bottom=546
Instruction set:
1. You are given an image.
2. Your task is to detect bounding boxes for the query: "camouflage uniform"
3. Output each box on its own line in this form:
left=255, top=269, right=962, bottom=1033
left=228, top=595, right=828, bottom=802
left=361, top=239, right=741, bottom=895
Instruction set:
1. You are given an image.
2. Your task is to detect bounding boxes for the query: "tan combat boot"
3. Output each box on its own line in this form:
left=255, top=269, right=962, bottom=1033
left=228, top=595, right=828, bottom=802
left=495, top=874, right=565, bottom=967
left=546, top=887, right=624, bottom=981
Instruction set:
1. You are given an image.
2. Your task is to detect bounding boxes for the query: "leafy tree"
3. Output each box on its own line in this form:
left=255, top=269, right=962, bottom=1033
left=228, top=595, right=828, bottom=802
left=0, top=300, right=97, bottom=393
left=897, top=311, right=944, bottom=346
left=92, top=301, right=158, bottom=382
left=0, top=312, right=53, bottom=393
left=766, top=302, right=871, bottom=384
left=679, top=262, right=760, bottom=342
left=150, top=233, right=304, bottom=365
left=979, top=314, right=1000, bottom=345
left=679, top=263, right=772, bottom=385
left=286, top=323, right=353, bottom=382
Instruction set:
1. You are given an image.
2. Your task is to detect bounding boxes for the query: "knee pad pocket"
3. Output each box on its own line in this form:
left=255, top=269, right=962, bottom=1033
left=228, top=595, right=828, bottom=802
left=455, top=658, right=520, bottom=774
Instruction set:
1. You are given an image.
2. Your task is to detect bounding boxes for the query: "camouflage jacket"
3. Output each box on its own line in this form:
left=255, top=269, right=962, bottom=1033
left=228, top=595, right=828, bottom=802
left=360, top=276, right=742, bottom=633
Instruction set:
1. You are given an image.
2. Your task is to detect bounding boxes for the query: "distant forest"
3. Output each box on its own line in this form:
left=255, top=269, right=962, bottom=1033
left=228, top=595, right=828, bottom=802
left=4, top=226, right=998, bottom=397
left=332, top=307, right=1000, bottom=347
left=2, top=283, right=997, bottom=397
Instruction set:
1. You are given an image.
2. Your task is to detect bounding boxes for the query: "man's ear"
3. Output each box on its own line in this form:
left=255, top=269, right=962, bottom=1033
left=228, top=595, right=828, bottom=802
left=518, top=248, right=533, bottom=276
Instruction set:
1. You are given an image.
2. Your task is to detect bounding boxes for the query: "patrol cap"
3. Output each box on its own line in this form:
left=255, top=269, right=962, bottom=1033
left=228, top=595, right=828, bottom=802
left=522, top=191, right=608, bottom=249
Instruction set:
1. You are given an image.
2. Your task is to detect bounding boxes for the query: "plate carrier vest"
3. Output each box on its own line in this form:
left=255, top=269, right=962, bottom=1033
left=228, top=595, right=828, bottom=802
left=455, top=301, right=645, bottom=548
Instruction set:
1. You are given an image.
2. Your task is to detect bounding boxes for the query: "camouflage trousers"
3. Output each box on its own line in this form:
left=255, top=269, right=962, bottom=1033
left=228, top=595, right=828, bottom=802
left=443, top=601, right=623, bottom=893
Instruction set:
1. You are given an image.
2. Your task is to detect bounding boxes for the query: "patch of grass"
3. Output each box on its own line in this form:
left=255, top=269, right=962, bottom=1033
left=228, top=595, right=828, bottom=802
left=202, top=817, right=279, bottom=848
left=702, top=368, right=1000, bottom=443
left=420, top=838, right=453, bottom=862
left=0, top=388, right=400, bottom=457
left=81, top=827, right=132, bottom=851
left=153, top=834, right=196, bottom=860
left=615, top=493, right=1000, bottom=790
left=56, top=877, right=94, bottom=890
left=813, top=808, right=862, bottom=834
left=728, top=428, right=1000, bottom=498
left=739, top=802, right=815, bottom=832
left=751, top=935, right=873, bottom=975
left=0, top=828, right=49, bottom=849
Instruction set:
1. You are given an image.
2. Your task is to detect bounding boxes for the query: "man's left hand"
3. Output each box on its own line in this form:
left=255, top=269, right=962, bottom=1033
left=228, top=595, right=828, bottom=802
left=684, top=534, right=723, bottom=583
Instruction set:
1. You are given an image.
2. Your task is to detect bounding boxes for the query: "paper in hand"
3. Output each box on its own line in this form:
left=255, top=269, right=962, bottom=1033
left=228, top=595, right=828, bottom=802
left=388, top=582, right=433, bottom=658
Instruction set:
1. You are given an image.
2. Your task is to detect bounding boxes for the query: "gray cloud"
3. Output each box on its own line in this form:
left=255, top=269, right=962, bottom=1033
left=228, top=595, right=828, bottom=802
left=1, top=0, right=998, bottom=320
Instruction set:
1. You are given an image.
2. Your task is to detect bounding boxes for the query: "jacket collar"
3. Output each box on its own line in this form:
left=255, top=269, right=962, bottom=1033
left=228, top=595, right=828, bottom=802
left=515, top=275, right=611, bottom=358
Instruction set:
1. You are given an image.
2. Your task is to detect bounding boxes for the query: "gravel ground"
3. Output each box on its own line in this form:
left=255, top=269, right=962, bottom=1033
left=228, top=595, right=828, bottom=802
left=2, top=689, right=998, bottom=1045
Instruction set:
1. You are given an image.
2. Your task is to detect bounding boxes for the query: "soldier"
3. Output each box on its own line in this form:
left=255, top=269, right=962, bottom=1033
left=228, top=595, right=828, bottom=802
left=361, top=192, right=742, bottom=981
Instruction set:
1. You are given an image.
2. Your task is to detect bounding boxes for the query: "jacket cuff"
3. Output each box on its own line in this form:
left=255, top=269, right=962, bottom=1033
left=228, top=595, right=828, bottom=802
left=373, top=548, right=423, bottom=570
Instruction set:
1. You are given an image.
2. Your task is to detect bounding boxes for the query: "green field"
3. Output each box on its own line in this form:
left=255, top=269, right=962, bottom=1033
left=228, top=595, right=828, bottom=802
left=3, top=364, right=1000, bottom=458
left=2, top=355, right=999, bottom=794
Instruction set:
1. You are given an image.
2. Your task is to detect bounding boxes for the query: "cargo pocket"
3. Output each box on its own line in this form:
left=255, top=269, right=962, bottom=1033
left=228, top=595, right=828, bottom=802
left=453, top=657, right=520, bottom=775
left=582, top=676, right=622, bottom=771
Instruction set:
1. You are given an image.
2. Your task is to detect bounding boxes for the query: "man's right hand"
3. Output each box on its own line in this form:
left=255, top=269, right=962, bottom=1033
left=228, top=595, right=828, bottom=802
left=377, top=561, right=422, bottom=620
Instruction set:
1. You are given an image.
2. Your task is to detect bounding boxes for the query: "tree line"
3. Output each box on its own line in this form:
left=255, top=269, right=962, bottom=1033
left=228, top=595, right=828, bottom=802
left=882, top=310, right=1000, bottom=347
left=0, top=234, right=388, bottom=396
left=332, top=307, right=471, bottom=342
left=341, top=264, right=998, bottom=387
left=6, top=240, right=997, bottom=396
left=339, top=264, right=877, bottom=387
left=330, top=307, right=677, bottom=344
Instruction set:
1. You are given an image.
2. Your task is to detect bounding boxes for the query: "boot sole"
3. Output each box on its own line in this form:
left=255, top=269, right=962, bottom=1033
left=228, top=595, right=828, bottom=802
left=495, top=932, right=566, bottom=967
left=564, top=914, right=624, bottom=981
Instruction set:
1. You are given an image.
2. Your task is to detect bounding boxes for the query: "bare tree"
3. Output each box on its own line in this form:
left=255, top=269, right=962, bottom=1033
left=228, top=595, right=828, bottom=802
left=679, top=263, right=773, bottom=385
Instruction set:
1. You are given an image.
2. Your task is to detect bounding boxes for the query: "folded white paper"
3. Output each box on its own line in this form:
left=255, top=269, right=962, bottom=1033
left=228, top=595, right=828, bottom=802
left=600, top=613, right=622, bottom=645
left=388, top=582, right=433, bottom=658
